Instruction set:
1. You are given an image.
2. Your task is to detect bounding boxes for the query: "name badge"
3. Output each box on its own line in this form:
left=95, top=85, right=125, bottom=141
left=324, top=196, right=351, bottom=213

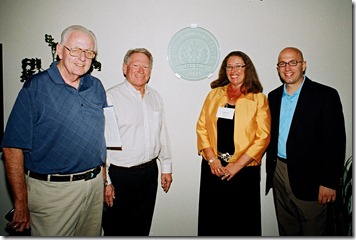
left=217, top=107, right=235, bottom=119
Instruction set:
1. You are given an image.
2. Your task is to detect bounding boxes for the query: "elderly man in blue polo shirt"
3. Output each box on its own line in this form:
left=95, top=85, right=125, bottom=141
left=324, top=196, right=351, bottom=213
left=1, top=25, right=107, bottom=236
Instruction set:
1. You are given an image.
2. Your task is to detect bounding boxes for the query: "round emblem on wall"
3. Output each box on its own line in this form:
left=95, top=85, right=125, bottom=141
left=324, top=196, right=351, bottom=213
left=167, top=25, right=220, bottom=81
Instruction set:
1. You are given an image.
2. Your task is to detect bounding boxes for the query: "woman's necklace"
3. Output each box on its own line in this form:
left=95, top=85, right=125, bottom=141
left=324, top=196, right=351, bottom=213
left=229, top=94, right=239, bottom=100
left=227, top=85, right=242, bottom=101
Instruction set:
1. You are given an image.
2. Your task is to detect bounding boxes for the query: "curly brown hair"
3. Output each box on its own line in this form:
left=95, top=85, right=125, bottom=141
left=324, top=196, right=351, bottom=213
left=210, top=51, right=263, bottom=94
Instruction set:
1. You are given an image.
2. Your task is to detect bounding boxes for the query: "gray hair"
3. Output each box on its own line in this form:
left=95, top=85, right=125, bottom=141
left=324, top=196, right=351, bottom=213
left=60, top=25, right=97, bottom=51
left=123, top=48, right=153, bottom=69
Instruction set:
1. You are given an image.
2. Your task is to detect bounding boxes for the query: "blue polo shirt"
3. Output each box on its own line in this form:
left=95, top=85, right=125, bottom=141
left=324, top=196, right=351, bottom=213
left=1, top=62, right=107, bottom=174
left=277, top=76, right=305, bottom=159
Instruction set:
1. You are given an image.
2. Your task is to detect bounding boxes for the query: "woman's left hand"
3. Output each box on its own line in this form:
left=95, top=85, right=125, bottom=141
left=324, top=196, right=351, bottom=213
left=221, top=162, right=242, bottom=181
left=221, top=154, right=254, bottom=181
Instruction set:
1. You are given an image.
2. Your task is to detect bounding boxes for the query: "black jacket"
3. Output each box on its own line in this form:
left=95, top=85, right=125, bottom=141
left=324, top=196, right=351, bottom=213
left=265, top=77, right=346, bottom=201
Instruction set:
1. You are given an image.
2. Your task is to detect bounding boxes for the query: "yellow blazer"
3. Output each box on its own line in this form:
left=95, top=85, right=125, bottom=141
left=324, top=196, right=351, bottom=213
left=196, top=85, right=271, bottom=166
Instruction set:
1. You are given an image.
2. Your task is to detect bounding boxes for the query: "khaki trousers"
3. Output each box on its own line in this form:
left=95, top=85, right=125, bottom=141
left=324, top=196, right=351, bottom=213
left=273, top=159, right=327, bottom=236
left=27, top=170, right=103, bottom=236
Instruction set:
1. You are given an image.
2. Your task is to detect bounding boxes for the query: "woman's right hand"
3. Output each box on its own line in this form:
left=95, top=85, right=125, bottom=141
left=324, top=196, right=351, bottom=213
left=209, top=160, right=224, bottom=177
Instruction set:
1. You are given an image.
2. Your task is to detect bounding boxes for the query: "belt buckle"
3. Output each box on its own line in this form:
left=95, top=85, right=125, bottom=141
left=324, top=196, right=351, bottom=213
left=84, top=170, right=96, bottom=181
left=218, top=152, right=232, bottom=162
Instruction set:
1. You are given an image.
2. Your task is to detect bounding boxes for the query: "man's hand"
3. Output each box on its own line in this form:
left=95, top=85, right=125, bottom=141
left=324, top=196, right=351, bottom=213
left=318, top=185, right=336, bottom=205
left=3, top=148, right=31, bottom=232
left=104, top=184, right=115, bottom=207
left=9, top=205, right=30, bottom=232
left=161, top=173, right=172, bottom=193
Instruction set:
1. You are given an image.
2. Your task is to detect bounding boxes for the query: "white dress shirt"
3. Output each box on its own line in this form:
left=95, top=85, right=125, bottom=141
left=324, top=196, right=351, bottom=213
left=105, top=79, right=172, bottom=183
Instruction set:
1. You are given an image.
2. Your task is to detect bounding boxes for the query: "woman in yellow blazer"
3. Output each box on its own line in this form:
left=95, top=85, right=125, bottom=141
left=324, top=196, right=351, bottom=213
left=196, top=51, right=270, bottom=236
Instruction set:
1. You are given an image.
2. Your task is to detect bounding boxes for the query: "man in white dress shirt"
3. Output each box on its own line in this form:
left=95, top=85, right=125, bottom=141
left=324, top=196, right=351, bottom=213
left=102, top=48, right=173, bottom=236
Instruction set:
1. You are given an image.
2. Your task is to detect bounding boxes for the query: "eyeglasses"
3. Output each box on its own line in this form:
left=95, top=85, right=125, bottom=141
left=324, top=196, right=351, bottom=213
left=277, top=60, right=303, bottom=68
left=225, top=64, right=246, bottom=71
left=64, top=46, right=96, bottom=59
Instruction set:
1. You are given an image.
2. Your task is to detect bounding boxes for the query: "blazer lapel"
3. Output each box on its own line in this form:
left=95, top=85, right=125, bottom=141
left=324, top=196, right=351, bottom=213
left=288, top=78, right=312, bottom=135
left=270, top=87, right=283, bottom=144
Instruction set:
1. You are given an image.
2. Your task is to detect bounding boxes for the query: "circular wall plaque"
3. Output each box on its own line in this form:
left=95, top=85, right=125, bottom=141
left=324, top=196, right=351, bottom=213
left=167, top=25, right=220, bottom=81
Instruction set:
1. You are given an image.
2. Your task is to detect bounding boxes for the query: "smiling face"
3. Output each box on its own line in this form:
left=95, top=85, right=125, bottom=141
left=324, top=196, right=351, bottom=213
left=57, top=30, right=95, bottom=83
left=123, top=52, right=152, bottom=92
left=226, top=56, right=246, bottom=88
left=277, top=48, right=306, bottom=87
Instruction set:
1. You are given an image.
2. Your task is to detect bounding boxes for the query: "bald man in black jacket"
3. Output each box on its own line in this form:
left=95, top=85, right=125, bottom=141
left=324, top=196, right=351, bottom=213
left=265, top=47, right=346, bottom=236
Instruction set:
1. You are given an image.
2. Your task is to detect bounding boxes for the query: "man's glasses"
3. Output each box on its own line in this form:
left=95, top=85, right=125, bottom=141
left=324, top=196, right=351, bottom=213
left=225, top=64, right=246, bottom=71
left=277, top=60, right=303, bottom=68
left=64, top=46, right=96, bottom=59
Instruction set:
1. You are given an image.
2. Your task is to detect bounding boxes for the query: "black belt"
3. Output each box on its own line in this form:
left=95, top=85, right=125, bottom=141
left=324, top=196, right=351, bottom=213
left=25, top=166, right=101, bottom=182
left=110, top=158, right=156, bottom=170
left=277, top=156, right=287, bottom=163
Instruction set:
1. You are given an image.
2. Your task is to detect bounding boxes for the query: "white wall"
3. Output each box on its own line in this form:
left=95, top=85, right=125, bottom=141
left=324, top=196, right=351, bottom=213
left=0, top=0, right=352, bottom=236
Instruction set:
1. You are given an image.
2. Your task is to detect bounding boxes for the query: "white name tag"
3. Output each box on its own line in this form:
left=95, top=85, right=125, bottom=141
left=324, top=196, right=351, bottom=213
left=217, top=107, right=235, bottom=119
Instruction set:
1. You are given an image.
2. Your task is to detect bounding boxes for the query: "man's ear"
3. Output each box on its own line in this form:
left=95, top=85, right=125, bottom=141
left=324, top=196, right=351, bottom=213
left=56, top=43, right=63, bottom=60
left=123, top=63, right=127, bottom=77
left=302, top=61, right=307, bottom=72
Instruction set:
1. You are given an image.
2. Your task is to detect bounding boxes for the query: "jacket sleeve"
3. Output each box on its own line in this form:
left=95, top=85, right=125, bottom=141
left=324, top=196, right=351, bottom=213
left=244, top=93, right=271, bottom=163
left=319, top=88, right=346, bottom=190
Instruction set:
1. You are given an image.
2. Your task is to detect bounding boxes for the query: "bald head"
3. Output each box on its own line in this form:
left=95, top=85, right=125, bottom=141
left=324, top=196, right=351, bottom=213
left=278, top=47, right=304, bottom=62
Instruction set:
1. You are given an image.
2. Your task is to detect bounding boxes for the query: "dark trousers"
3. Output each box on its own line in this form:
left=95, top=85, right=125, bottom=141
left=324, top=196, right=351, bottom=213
left=198, top=158, right=261, bottom=236
left=102, top=161, right=158, bottom=236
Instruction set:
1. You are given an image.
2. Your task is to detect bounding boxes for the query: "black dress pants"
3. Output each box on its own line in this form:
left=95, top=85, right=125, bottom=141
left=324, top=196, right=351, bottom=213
left=102, top=161, right=158, bottom=236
